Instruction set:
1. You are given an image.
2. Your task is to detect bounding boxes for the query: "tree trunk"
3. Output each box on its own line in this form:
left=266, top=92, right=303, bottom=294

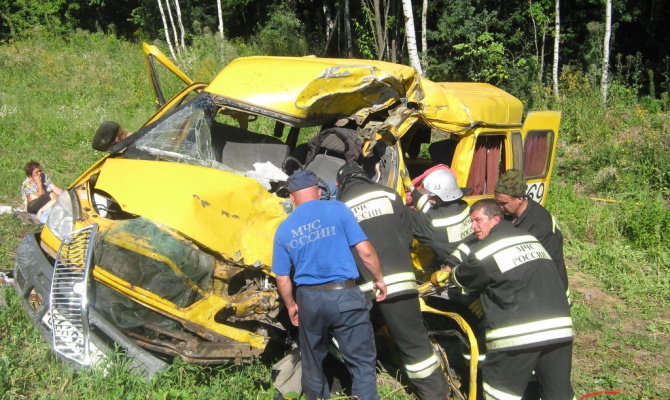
left=173, top=0, right=186, bottom=50
left=157, top=0, right=177, bottom=59
left=164, top=0, right=181, bottom=56
left=324, top=1, right=334, bottom=43
left=401, top=0, right=423, bottom=74
left=216, top=0, right=224, bottom=39
left=374, top=0, right=385, bottom=60
left=552, top=0, right=560, bottom=98
left=421, top=0, right=428, bottom=73
left=390, top=0, right=397, bottom=63
left=529, top=0, right=540, bottom=82
left=344, top=0, right=353, bottom=58
left=602, top=0, right=612, bottom=104
left=363, top=0, right=378, bottom=58
left=322, top=8, right=341, bottom=57
left=540, top=20, right=547, bottom=83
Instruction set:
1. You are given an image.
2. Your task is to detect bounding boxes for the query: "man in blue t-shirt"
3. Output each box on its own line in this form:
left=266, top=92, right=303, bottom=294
left=273, top=170, right=387, bottom=400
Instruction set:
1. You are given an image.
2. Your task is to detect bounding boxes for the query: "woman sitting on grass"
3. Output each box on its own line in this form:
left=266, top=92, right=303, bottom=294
left=21, top=160, right=62, bottom=224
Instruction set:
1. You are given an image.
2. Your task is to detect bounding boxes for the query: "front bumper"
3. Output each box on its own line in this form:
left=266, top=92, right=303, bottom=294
left=13, top=232, right=169, bottom=378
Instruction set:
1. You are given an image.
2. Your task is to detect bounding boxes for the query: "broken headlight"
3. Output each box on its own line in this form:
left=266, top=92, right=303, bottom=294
left=47, top=190, right=77, bottom=240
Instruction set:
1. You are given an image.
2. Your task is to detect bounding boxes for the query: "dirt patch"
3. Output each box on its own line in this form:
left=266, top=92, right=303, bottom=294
left=569, top=271, right=670, bottom=397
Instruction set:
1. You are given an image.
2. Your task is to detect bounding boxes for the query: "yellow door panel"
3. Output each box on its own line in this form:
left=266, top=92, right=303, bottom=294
left=521, top=111, right=561, bottom=206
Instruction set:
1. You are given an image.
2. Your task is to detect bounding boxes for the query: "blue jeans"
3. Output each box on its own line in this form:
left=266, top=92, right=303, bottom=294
left=38, top=207, right=52, bottom=224
left=296, top=286, right=378, bottom=400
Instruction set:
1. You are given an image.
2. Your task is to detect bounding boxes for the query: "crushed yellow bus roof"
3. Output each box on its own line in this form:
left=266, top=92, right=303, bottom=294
left=206, top=56, right=524, bottom=130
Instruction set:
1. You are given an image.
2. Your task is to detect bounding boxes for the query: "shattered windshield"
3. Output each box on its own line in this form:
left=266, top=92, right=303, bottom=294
left=133, top=94, right=218, bottom=167
left=130, top=93, right=288, bottom=190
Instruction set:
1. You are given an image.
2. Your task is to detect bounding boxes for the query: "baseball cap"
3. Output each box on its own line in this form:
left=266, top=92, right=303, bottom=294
left=494, top=169, right=527, bottom=197
left=288, top=170, right=319, bottom=193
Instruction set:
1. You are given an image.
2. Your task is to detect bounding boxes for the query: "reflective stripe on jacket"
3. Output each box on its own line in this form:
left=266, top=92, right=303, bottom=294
left=359, top=271, right=417, bottom=297
left=338, top=178, right=418, bottom=298
left=451, top=221, right=573, bottom=352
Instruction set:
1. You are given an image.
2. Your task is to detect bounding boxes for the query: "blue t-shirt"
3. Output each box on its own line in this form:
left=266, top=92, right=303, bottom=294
left=272, top=199, right=367, bottom=286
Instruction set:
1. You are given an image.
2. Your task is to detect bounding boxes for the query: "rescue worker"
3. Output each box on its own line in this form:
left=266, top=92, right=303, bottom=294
left=336, top=163, right=450, bottom=400
left=434, top=199, right=575, bottom=400
left=410, top=168, right=473, bottom=271
left=493, top=169, right=570, bottom=300
left=411, top=168, right=484, bottom=353
left=272, top=170, right=387, bottom=400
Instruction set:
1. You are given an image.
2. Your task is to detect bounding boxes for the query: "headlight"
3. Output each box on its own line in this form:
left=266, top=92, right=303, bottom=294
left=47, top=190, right=76, bottom=240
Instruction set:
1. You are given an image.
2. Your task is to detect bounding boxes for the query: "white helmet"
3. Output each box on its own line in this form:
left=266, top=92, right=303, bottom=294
left=419, top=169, right=466, bottom=202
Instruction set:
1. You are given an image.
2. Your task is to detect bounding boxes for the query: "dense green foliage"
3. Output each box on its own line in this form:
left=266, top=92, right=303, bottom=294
left=0, top=31, right=668, bottom=398
left=3, top=0, right=670, bottom=102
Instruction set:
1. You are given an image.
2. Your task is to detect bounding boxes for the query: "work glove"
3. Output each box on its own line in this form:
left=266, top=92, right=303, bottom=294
left=430, top=270, right=450, bottom=287
left=468, top=298, right=484, bottom=319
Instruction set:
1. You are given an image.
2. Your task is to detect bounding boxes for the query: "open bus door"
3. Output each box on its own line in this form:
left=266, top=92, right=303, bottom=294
left=521, top=111, right=561, bottom=206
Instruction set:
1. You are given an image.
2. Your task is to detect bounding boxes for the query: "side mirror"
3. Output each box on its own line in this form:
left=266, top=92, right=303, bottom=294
left=92, top=121, right=122, bottom=151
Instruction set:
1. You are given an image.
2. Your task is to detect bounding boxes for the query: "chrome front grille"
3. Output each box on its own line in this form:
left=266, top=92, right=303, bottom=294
left=50, top=224, right=103, bottom=365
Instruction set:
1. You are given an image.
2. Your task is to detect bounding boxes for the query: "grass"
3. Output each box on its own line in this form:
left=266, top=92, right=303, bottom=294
left=1, top=31, right=669, bottom=399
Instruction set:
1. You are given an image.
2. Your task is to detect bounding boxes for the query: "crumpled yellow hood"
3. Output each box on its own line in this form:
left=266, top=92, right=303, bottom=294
left=95, top=158, right=289, bottom=268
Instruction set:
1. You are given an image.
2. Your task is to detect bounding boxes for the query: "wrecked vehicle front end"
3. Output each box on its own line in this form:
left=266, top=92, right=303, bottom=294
left=14, top=93, right=298, bottom=376
left=13, top=54, right=422, bottom=378
left=14, top=46, right=561, bottom=399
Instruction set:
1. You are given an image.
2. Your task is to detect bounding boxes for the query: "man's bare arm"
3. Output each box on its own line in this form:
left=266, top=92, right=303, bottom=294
left=275, top=275, right=299, bottom=326
left=354, top=240, right=387, bottom=301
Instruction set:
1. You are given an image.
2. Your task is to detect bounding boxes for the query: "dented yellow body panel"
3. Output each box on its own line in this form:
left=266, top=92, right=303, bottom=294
left=93, top=268, right=271, bottom=350
left=423, top=81, right=524, bottom=130
left=206, top=56, right=421, bottom=122
left=94, top=158, right=289, bottom=268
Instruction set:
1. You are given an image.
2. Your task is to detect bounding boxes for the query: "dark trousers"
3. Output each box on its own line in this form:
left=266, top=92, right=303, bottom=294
left=296, top=286, right=378, bottom=400
left=378, top=295, right=449, bottom=400
left=482, top=341, right=575, bottom=400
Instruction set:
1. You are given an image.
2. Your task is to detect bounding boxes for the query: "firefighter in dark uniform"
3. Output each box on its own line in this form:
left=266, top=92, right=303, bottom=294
left=410, top=168, right=483, bottom=321
left=336, top=163, right=450, bottom=400
left=493, top=169, right=570, bottom=301
left=435, top=199, right=575, bottom=400
left=410, top=169, right=474, bottom=269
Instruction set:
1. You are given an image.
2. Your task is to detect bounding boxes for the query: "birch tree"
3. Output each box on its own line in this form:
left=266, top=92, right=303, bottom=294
left=157, top=0, right=177, bottom=59
left=601, top=0, right=612, bottom=104
left=401, top=0, right=423, bottom=75
left=552, top=0, right=560, bottom=98
left=216, top=0, right=224, bottom=39
left=164, top=0, right=181, bottom=56
left=421, top=0, right=428, bottom=72
left=173, top=0, right=186, bottom=50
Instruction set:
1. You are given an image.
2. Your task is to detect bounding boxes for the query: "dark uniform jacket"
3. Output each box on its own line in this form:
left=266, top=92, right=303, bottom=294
left=451, top=221, right=573, bottom=353
left=338, top=179, right=418, bottom=298
left=411, top=199, right=473, bottom=267
left=511, top=198, right=570, bottom=297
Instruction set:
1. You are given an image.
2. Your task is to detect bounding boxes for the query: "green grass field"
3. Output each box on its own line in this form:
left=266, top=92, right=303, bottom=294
left=1, top=32, right=668, bottom=399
